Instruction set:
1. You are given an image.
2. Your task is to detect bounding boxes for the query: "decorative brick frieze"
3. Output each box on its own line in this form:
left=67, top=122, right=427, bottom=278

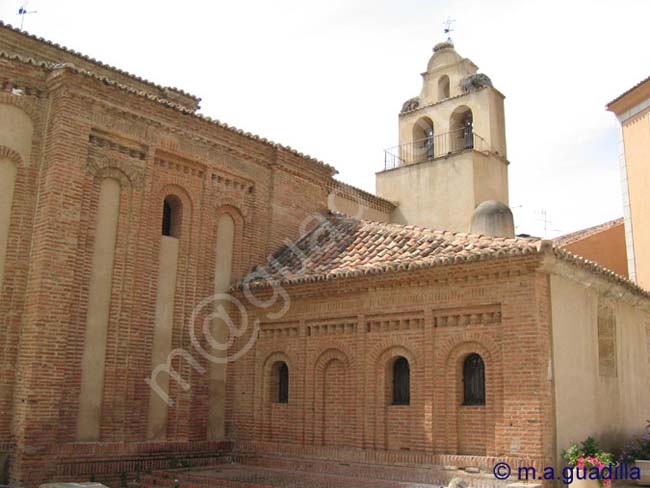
left=307, top=317, right=357, bottom=336
left=432, top=305, right=501, bottom=328
left=366, top=313, right=424, bottom=333
left=89, top=131, right=147, bottom=160
left=259, top=322, right=301, bottom=340
left=87, top=152, right=146, bottom=190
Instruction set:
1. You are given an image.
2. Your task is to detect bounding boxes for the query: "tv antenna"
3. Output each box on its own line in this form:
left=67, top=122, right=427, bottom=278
left=17, top=1, right=37, bottom=31
left=443, top=17, right=456, bottom=42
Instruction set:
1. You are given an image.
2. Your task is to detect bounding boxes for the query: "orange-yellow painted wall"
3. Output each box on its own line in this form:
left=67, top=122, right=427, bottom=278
left=608, top=78, right=650, bottom=289
left=621, top=107, right=650, bottom=288
left=563, top=223, right=628, bottom=278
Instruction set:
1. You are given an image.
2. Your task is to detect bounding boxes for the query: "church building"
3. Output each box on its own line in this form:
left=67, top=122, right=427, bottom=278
left=0, top=22, right=648, bottom=487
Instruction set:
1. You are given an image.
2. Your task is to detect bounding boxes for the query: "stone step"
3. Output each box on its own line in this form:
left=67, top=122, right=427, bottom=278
left=234, top=453, right=503, bottom=488
left=157, top=464, right=441, bottom=488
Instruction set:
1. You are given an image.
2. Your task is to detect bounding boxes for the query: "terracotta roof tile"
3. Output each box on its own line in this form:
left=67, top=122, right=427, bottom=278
left=0, top=51, right=336, bottom=175
left=247, top=214, right=541, bottom=286
left=607, top=75, right=650, bottom=108
left=243, top=214, right=650, bottom=301
left=0, top=21, right=199, bottom=102
left=553, top=218, right=623, bottom=247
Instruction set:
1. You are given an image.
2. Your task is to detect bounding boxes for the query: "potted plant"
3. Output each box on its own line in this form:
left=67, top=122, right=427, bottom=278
left=620, top=420, right=650, bottom=486
left=563, top=437, right=615, bottom=488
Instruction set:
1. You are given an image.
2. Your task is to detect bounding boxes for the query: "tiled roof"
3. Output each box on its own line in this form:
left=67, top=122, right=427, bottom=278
left=244, top=214, right=650, bottom=300
left=0, top=51, right=337, bottom=175
left=327, top=179, right=397, bottom=212
left=607, top=75, right=650, bottom=108
left=553, top=218, right=623, bottom=247
left=247, top=214, right=542, bottom=287
left=0, top=21, right=199, bottom=102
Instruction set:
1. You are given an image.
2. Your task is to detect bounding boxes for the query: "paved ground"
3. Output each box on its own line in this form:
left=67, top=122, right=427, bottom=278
left=168, top=464, right=446, bottom=488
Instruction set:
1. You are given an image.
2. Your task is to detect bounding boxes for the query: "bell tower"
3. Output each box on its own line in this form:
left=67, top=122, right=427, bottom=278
left=376, top=41, right=510, bottom=234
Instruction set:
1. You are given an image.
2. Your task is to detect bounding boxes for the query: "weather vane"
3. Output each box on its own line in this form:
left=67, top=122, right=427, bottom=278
left=17, top=1, right=37, bottom=31
left=443, top=17, right=456, bottom=43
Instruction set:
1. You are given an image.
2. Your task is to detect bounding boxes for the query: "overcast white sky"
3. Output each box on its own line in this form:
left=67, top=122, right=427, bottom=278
left=3, top=0, right=649, bottom=238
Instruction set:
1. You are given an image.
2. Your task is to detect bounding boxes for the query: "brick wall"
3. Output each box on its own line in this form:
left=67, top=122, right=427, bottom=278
left=230, top=257, right=554, bottom=470
left=0, top=53, right=336, bottom=485
left=0, top=27, right=561, bottom=486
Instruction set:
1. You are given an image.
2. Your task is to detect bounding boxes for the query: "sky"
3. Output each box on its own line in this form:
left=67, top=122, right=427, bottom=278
left=2, top=0, right=649, bottom=238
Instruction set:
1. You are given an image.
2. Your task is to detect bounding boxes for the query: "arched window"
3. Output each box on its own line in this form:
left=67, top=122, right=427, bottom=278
left=278, top=362, right=289, bottom=403
left=412, top=117, right=434, bottom=163
left=272, top=361, right=289, bottom=404
left=392, top=356, right=410, bottom=405
left=463, top=353, right=485, bottom=405
left=438, top=75, right=450, bottom=100
left=449, top=106, right=474, bottom=153
left=161, top=195, right=182, bottom=237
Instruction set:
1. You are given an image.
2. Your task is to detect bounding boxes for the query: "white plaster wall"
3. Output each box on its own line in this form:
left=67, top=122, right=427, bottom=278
left=0, top=104, right=33, bottom=165
left=147, top=236, right=180, bottom=441
left=327, top=194, right=391, bottom=222
left=0, top=103, right=33, bottom=294
left=377, top=149, right=509, bottom=233
left=76, top=178, right=121, bottom=441
left=208, top=214, right=235, bottom=440
left=0, top=158, right=17, bottom=293
left=550, top=274, right=650, bottom=457
left=472, top=152, right=509, bottom=209
left=377, top=151, right=475, bottom=232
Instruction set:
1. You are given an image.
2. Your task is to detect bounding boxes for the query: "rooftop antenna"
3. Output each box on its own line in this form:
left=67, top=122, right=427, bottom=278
left=443, top=17, right=456, bottom=43
left=539, top=209, right=551, bottom=238
left=17, top=1, right=37, bottom=31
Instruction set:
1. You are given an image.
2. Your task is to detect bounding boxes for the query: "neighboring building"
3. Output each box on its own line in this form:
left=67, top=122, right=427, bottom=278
left=553, top=218, right=628, bottom=278
left=607, top=77, right=650, bottom=288
left=0, top=22, right=648, bottom=487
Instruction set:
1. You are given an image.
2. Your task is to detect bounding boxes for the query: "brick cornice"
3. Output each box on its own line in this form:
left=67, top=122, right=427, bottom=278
left=1, top=52, right=337, bottom=176
left=238, top=254, right=540, bottom=300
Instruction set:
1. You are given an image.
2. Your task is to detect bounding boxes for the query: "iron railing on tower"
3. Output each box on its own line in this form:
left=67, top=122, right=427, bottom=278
left=383, top=128, right=488, bottom=171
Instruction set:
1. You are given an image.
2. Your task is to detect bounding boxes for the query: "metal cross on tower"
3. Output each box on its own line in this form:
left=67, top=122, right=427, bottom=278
left=443, top=17, right=456, bottom=42
left=17, top=1, right=37, bottom=31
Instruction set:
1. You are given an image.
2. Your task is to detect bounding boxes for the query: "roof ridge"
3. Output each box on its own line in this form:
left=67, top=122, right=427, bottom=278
left=244, top=213, right=650, bottom=303
left=553, top=217, right=623, bottom=246
left=607, top=75, right=650, bottom=108
left=0, top=21, right=199, bottom=101
left=551, top=245, right=650, bottom=298
left=0, top=50, right=336, bottom=175
left=331, top=213, right=540, bottom=244
left=328, top=179, right=396, bottom=209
